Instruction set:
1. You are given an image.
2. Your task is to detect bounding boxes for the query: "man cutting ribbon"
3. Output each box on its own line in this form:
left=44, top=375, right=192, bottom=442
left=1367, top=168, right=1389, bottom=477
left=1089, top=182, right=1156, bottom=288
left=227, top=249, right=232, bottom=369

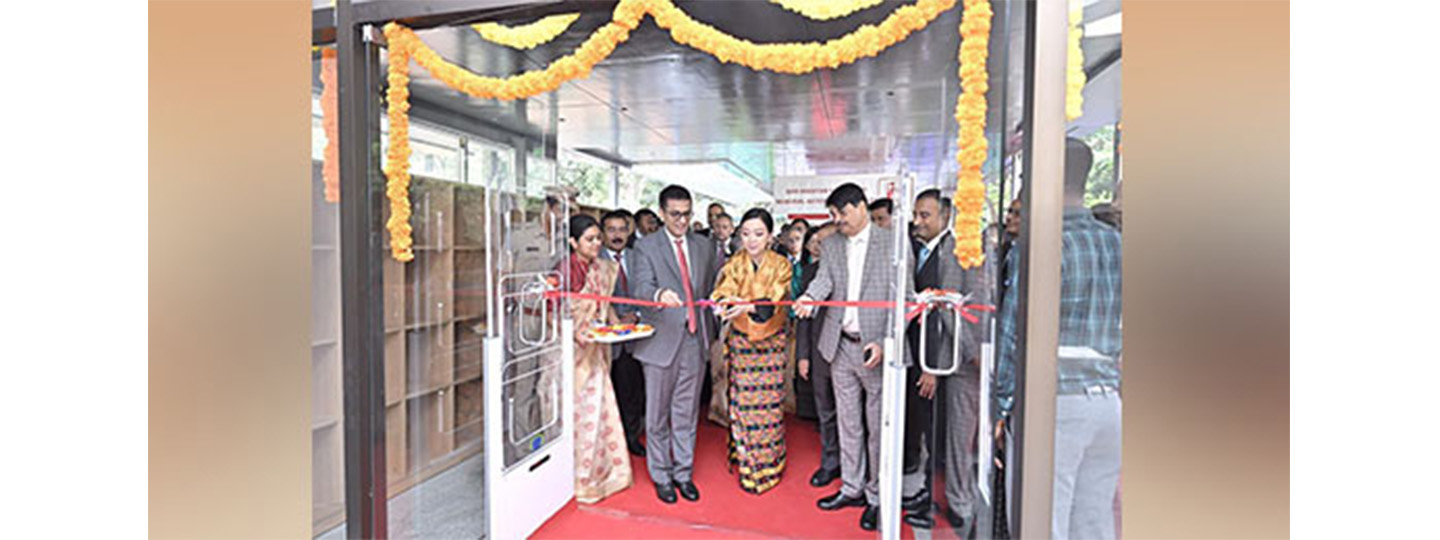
left=627, top=185, right=720, bottom=505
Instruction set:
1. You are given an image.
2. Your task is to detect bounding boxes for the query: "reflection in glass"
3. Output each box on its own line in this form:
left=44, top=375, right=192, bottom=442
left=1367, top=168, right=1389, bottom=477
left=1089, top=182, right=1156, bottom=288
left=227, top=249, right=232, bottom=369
left=1049, top=137, right=1123, bottom=540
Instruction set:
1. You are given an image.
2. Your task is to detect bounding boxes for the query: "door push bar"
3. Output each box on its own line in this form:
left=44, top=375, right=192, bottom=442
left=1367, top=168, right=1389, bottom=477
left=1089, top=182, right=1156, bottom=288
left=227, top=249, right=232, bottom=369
left=912, top=290, right=973, bottom=376
left=516, top=274, right=558, bottom=347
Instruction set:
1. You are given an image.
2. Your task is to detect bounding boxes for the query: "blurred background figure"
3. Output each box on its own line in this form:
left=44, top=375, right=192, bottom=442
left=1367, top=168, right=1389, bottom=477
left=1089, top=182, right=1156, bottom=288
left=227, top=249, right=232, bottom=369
left=868, top=198, right=894, bottom=229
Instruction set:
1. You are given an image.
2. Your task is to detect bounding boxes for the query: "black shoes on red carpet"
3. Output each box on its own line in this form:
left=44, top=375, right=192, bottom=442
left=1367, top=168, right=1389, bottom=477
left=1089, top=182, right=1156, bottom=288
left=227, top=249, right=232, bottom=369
left=816, top=491, right=867, bottom=511
left=809, top=467, right=840, bottom=487
left=654, top=482, right=677, bottom=504
left=628, top=440, right=646, bottom=458
left=859, top=505, right=879, bottom=531
left=677, top=481, right=700, bottom=501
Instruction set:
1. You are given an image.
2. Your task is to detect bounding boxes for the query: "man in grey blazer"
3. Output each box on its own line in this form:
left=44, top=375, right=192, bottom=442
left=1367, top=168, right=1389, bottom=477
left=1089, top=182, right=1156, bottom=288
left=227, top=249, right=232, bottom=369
left=795, top=183, right=912, bottom=532
left=901, top=189, right=990, bottom=531
left=628, top=185, right=718, bottom=505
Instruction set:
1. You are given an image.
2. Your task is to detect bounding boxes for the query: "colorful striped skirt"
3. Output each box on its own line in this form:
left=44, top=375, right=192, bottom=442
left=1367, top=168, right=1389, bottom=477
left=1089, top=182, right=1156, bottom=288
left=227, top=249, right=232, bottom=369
left=726, top=330, right=788, bottom=494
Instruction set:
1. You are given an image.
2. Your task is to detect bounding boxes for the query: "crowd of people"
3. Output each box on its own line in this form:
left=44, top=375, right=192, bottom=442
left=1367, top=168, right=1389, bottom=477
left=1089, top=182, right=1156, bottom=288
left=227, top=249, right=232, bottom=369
left=550, top=138, right=1122, bottom=537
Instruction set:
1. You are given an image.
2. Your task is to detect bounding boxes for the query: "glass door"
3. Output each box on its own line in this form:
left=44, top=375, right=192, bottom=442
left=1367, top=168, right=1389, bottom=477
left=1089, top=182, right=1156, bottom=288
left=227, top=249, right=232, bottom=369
left=482, top=95, right=575, bottom=540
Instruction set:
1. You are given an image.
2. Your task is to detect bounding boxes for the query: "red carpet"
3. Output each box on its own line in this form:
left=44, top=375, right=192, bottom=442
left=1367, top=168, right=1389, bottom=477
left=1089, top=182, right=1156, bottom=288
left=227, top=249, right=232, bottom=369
left=532, top=415, right=922, bottom=539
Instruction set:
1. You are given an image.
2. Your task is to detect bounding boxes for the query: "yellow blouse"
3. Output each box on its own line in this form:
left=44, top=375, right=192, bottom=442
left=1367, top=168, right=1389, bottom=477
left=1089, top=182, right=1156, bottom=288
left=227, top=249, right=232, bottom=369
left=711, top=249, right=793, bottom=341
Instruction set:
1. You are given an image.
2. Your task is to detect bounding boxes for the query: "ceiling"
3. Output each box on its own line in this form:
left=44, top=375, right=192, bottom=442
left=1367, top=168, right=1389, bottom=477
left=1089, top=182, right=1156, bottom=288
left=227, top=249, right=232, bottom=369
left=391, top=0, right=1121, bottom=192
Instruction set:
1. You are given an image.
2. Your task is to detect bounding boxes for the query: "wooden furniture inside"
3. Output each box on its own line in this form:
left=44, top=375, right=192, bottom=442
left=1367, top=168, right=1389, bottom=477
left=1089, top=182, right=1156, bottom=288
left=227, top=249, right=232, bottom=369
left=312, top=169, right=495, bottom=536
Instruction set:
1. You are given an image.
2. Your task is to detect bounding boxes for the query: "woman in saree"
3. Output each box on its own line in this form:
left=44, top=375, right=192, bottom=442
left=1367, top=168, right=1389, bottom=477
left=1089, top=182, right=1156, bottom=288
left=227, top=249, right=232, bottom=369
left=557, top=213, right=633, bottom=503
left=711, top=208, right=793, bottom=494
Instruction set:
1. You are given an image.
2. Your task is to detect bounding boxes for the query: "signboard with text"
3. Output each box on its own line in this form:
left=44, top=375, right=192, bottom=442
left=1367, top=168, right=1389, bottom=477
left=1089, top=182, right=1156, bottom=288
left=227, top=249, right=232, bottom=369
left=771, top=174, right=897, bottom=223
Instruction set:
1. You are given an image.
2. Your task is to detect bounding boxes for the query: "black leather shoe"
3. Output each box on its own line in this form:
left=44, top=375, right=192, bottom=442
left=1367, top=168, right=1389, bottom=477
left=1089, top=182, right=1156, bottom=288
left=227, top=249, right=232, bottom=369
left=654, top=482, right=677, bottom=504
left=628, top=440, right=647, bottom=458
left=817, top=491, right=867, bottom=511
left=676, top=481, right=700, bottom=502
left=902, top=488, right=930, bottom=513
left=860, top=505, right=879, bottom=531
left=809, top=467, right=840, bottom=487
left=904, top=510, right=934, bottom=530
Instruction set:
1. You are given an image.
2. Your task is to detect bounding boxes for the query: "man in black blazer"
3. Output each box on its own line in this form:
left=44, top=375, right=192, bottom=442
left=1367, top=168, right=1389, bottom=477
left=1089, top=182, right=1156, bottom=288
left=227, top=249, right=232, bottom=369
left=902, top=189, right=989, bottom=531
left=795, top=222, right=841, bottom=488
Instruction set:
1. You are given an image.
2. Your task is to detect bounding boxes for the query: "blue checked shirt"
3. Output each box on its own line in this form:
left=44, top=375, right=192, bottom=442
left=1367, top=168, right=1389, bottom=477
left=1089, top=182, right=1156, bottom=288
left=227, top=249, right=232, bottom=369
left=995, top=208, right=1123, bottom=415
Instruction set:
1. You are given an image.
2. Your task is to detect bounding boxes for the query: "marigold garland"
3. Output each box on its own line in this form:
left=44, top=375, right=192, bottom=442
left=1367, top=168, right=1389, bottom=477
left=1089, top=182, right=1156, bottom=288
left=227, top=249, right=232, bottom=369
left=767, top=0, right=886, bottom=21
left=384, top=33, right=415, bottom=262
left=1066, top=1, right=1086, bottom=121
left=651, top=0, right=956, bottom=74
left=472, top=13, right=581, bottom=50
left=379, top=0, right=962, bottom=261
left=319, top=48, right=340, bottom=203
left=950, top=0, right=992, bottom=269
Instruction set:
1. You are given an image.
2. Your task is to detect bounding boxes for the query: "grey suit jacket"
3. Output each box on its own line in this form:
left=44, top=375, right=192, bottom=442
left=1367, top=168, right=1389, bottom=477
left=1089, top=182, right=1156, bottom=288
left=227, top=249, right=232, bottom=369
left=801, top=223, right=914, bottom=365
left=909, top=232, right=989, bottom=372
left=628, top=230, right=719, bottom=368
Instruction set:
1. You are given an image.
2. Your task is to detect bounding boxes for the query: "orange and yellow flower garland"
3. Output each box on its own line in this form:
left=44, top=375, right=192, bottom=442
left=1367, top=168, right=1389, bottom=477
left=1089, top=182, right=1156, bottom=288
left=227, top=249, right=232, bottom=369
left=950, top=0, right=992, bottom=269
left=651, top=0, right=955, bottom=74
left=379, top=0, right=968, bottom=261
left=1066, top=1, right=1086, bottom=121
left=472, top=13, right=581, bottom=50
left=320, top=48, right=340, bottom=203
left=767, top=0, right=886, bottom=21
left=384, top=37, right=415, bottom=262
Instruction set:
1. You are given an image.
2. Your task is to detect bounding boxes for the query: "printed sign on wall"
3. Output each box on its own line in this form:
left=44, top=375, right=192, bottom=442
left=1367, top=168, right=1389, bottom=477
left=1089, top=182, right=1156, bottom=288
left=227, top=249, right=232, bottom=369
left=772, top=174, right=897, bottom=223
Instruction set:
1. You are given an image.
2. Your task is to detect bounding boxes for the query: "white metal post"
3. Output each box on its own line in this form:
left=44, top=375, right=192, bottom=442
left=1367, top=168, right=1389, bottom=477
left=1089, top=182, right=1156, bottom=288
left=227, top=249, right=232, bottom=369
left=878, top=173, right=915, bottom=539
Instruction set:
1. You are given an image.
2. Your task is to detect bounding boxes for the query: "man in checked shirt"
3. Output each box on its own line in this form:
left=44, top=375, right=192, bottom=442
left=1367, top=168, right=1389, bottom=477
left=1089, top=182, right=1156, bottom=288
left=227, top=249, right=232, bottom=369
left=1048, top=137, right=1124, bottom=540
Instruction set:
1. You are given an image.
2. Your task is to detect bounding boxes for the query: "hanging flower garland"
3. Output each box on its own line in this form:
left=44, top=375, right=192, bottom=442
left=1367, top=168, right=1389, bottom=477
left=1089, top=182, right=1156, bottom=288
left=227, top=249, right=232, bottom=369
left=650, top=0, right=956, bottom=74
left=472, top=13, right=582, bottom=50
left=384, top=35, right=415, bottom=262
left=380, top=0, right=960, bottom=261
left=767, top=0, right=886, bottom=21
left=319, top=47, right=340, bottom=203
left=951, top=0, right=992, bottom=269
left=1066, top=0, right=1086, bottom=121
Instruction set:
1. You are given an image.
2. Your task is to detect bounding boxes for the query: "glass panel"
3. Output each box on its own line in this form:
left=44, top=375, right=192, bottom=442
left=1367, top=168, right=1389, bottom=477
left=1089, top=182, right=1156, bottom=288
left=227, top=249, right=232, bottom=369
left=309, top=52, right=346, bottom=539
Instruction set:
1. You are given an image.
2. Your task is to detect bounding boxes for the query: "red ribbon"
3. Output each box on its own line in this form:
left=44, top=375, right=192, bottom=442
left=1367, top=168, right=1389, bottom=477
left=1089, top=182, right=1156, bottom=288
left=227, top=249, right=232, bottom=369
left=540, top=290, right=993, bottom=324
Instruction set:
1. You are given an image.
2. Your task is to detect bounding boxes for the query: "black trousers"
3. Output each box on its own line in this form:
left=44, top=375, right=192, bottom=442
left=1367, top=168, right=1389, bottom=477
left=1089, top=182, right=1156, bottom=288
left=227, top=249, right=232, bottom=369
left=903, top=366, right=934, bottom=475
left=610, top=346, right=647, bottom=445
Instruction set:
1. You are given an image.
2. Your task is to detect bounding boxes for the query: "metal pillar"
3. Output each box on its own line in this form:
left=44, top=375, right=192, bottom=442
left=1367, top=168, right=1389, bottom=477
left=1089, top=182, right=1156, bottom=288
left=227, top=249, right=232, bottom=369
left=1014, top=0, right=1071, bottom=537
left=337, top=0, right=388, bottom=537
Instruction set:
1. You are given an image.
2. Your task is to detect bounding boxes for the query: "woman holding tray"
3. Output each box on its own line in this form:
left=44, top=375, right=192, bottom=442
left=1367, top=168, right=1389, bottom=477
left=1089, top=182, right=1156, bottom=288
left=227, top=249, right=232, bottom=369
left=711, top=208, right=793, bottom=494
left=556, top=213, right=632, bottom=503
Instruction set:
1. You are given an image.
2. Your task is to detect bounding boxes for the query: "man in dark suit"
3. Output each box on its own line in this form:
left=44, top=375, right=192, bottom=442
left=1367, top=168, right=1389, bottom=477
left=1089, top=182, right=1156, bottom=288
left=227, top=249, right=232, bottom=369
left=600, top=210, right=646, bottom=458
left=795, top=222, right=841, bottom=487
left=628, top=185, right=719, bottom=505
left=796, top=183, right=913, bottom=532
left=902, top=188, right=989, bottom=532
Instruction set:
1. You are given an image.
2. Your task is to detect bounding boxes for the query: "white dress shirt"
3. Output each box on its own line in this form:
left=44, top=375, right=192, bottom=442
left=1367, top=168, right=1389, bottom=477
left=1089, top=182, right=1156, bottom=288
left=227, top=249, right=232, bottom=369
left=842, top=221, right=871, bottom=335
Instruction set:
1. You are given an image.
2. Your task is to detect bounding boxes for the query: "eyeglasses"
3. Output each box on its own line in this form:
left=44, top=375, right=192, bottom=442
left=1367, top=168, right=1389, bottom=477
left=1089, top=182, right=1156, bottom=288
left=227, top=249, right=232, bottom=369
left=666, top=210, right=693, bottom=219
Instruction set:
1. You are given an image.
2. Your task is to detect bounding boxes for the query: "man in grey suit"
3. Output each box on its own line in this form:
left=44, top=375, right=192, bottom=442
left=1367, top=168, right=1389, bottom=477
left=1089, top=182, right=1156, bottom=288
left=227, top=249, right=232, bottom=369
left=628, top=185, right=718, bottom=505
left=900, top=189, right=990, bottom=532
left=796, top=183, right=911, bottom=532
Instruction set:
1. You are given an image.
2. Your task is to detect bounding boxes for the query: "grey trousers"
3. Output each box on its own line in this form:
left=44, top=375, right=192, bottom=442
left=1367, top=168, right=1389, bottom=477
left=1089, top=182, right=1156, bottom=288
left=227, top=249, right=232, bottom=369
left=831, top=338, right=884, bottom=505
left=642, top=333, right=704, bottom=485
left=809, top=346, right=841, bottom=472
left=1052, top=393, right=1122, bottom=540
left=943, top=360, right=982, bottom=517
